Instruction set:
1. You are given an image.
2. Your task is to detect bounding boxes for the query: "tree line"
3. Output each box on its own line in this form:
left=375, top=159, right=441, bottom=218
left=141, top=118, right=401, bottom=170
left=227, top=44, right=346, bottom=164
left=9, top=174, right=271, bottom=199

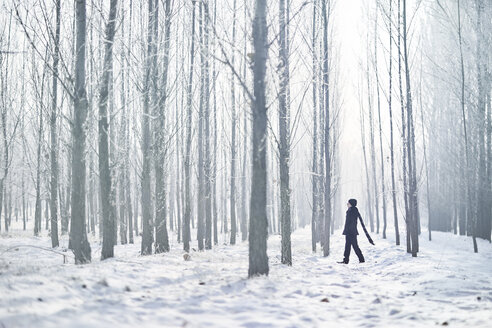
left=0, top=0, right=489, bottom=276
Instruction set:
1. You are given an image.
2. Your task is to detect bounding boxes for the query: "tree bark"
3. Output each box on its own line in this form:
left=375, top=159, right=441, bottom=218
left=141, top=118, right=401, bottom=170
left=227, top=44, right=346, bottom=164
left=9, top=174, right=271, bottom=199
left=141, top=0, right=155, bottom=255
left=321, top=0, right=332, bottom=257
left=154, top=0, right=172, bottom=254
left=249, top=0, right=269, bottom=277
left=311, top=0, right=318, bottom=252
left=279, top=0, right=292, bottom=265
left=229, top=0, right=238, bottom=246
left=70, top=0, right=92, bottom=264
left=374, top=6, right=387, bottom=239
left=183, top=0, right=197, bottom=253
left=49, top=0, right=61, bottom=247
left=388, top=0, right=400, bottom=245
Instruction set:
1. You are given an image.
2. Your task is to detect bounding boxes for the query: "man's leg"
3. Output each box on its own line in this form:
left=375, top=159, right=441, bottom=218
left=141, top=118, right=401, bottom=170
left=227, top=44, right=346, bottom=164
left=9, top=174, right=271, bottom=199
left=343, top=235, right=351, bottom=263
left=352, top=236, right=365, bottom=263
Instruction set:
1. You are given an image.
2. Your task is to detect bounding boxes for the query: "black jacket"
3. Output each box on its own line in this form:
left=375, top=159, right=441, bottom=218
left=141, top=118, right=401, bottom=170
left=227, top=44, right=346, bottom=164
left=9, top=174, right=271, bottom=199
left=343, top=206, right=360, bottom=236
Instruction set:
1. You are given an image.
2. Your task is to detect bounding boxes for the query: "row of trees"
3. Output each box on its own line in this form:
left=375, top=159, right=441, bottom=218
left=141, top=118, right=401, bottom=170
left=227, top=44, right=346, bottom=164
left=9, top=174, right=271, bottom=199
left=0, top=0, right=343, bottom=275
left=424, top=0, right=491, bottom=247
left=0, top=0, right=489, bottom=275
left=355, top=0, right=491, bottom=258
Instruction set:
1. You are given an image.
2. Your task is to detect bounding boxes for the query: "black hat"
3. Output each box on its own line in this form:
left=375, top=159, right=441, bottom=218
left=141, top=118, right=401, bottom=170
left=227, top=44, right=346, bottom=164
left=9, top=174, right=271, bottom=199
left=348, top=199, right=357, bottom=207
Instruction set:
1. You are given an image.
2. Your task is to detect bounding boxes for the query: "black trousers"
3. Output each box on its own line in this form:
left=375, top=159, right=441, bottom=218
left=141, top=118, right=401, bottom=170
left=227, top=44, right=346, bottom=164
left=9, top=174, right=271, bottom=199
left=343, top=234, right=364, bottom=263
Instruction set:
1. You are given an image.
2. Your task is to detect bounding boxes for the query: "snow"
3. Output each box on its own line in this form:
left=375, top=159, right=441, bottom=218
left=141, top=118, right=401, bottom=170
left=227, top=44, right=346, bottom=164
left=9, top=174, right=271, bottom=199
left=1, top=226, right=491, bottom=328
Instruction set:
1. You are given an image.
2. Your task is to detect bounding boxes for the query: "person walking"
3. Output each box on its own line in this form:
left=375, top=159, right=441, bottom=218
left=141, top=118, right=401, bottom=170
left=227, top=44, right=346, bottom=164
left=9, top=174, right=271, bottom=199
left=339, top=199, right=365, bottom=264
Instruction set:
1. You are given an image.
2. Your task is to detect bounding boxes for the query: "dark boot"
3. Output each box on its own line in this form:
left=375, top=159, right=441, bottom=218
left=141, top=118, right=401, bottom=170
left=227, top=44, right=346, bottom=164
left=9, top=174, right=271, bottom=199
left=337, top=259, right=349, bottom=264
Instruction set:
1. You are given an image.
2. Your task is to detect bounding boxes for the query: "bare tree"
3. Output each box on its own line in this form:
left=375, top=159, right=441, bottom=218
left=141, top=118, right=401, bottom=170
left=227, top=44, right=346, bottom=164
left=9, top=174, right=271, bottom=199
left=100, top=0, right=119, bottom=260
left=154, top=0, right=172, bottom=254
left=141, top=0, right=156, bottom=255
left=49, top=0, right=61, bottom=248
left=321, top=0, right=332, bottom=257
left=249, top=0, right=269, bottom=277
left=183, top=0, right=197, bottom=253
left=70, top=0, right=91, bottom=264
left=229, top=0, right=238, bottom=246
left=278, top=0, right=291, bottom=265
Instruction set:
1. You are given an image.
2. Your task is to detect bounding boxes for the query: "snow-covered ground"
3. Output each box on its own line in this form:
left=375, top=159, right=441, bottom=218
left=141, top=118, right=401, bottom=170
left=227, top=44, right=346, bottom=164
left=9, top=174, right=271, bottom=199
left=1, top=224, right=491, bottom=328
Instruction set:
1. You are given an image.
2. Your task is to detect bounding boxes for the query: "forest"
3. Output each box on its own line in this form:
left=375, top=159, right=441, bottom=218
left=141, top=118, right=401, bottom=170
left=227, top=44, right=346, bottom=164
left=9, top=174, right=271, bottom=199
left=0, top=0, right=491, bottom=327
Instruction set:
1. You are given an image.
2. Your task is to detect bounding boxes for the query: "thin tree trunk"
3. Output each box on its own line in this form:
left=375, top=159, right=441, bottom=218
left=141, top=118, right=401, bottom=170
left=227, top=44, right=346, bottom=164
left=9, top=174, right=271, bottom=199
left=398, top=0, right=411, bottom=254
left=388, top=0, right=400, bottom=245
left=196, top=2, right=206, bottom=251
left=403, top=0, right=419, bottom=257
left=141, top=0, right=155, bottom=255
left=70, top=0, right=92, bottom=264
left=321, top=0, right=332, bottom=257
left=249, top=0, right=269, bottom=277
left=212, top=0, right=219, bottom=246
left=374, top=7, right=387, bottom=239
left=474, top=0, right=484, bottom=248
left=229, top=0, right=238, bottom=246
left=34, top=97, right=44, bottom=237
left=100, top=0, right=118, bottom=260
left=240, top=1, right=249, bottom=243
left=367, top=29, right=379, bottom=236
left=49, top=0, right=61, bottom=247
left=154, top=0, right=172, bottom=254
left=311, top=0, right=318, bottom=252
left=279, top=0, right=291, bottom=265
left=203, top=2, right=212, bottom=250
left=183, top=1, right=197, bottom=253
left=118, top=6, right=128, bottom=245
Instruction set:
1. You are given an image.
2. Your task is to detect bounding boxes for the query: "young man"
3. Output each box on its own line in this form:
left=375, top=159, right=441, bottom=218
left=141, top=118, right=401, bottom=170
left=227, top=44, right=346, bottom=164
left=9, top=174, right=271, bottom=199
left=339, top=199, right=365, bottom=264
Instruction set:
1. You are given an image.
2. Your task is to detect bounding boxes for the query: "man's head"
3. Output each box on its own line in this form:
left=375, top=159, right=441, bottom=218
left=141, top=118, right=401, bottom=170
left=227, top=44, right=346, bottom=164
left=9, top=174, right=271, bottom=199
left=348, top=199, right=357, bottom=207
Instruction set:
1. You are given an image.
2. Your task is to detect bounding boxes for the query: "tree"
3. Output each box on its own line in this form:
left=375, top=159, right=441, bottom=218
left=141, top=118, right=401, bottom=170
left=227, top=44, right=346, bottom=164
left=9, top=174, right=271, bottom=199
left=203, top=2, right=212, bottom=250
left=230, top=0, right=238, bottom=246
left=402, top=0, right=419, bottom=257
left=278, top=0, right=291, bottom=265
left=141, top=0, right=155, bottom=255
left=70, top=0, right=91, bottom=264
left=49, top=0, right=61, bottom=248
left=249, top=0, right=269, bottom=277
left=311, top=0, right=319, bottom=252
left=100, top=0, right=119, bottom=260
left=373, top=3, right=387, bottom=239
left=183, top=0, right=197, bottom=253
left=154, top=0, right=172, bottom=254
left=321, top=0, right=332, bottom=257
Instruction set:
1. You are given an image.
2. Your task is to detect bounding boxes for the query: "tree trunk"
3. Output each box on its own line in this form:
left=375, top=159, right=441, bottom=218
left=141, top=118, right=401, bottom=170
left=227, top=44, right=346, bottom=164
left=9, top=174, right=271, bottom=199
left=279, top=0, right=292, bottom=265
left=49, top=0, right=61, bottom=247
left=70, top=0, right=92, bottom=264
left=100, top=0, right=118, bottom=260
left=229, top=0, right=238, bottom=246
left=196, top=2, right=206, bottom=251
left=34, top=103, right=43, bottom=237
left=249, top=0, right=269, bottom=277
left=397, top=0, right=411, bottom=254
left=183, top=1, right=197, bottom=253
left=311, top=0, right=318, bottom=252
left=212, top=0, right=219, bottom=246
left=374, top=7, right=387, bottom=239
left=141, top=0, right=155, bottom=255
left=388, top=0, right=400, bottom=245
left=322, top=0, right=332, bottom=257
left=154, top=0, right=172, bottom=254
left=239, top=2, right=249, bottom=243
left=203, top=3, right=212, bottom=250
left=118, top=6, right=128, bottom=245
left=403, top=0, right=419, bottom=257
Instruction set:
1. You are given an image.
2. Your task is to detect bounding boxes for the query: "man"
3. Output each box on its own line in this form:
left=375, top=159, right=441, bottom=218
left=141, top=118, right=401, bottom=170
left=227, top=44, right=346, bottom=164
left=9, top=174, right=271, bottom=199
left=339, top=199, right=365, bottom=264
